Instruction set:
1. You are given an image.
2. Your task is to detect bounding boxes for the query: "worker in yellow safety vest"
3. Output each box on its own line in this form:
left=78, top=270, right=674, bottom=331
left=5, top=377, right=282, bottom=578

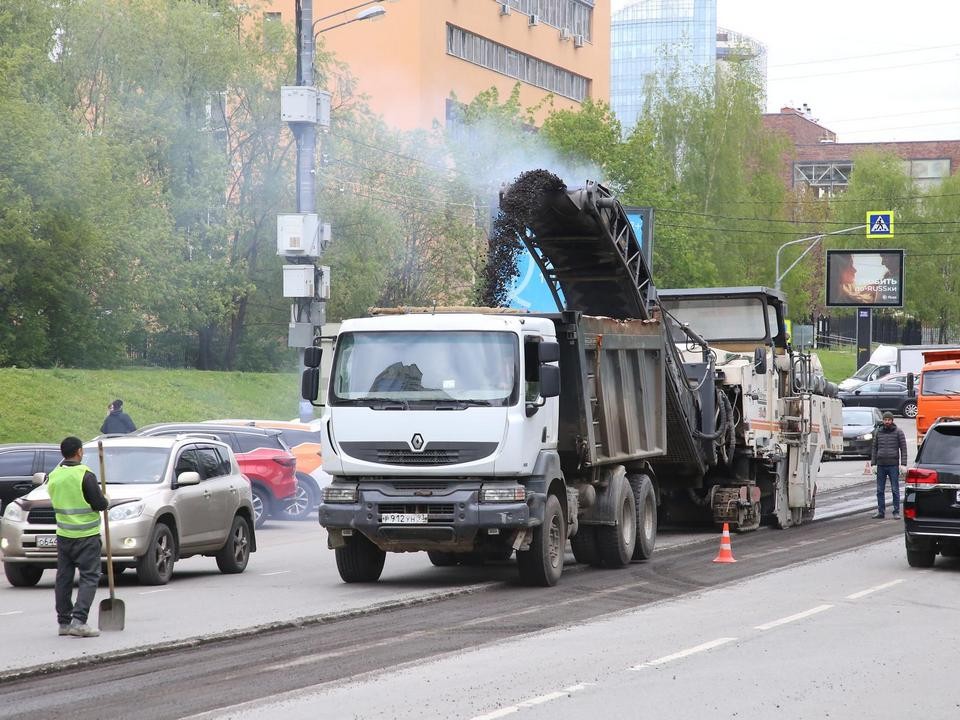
left=47, top=436, right=109, bottom=638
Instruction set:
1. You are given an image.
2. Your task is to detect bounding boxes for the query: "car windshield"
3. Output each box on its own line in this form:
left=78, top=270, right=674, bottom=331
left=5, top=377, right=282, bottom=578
left=331, top=331, right=518, bottom=407
left=921, top=369, right=960, bottom=396
left=276, top=429, right=321, bottom=446
left=918, top=425, right=960, bottom=464
left=843, top=410, right=876, bottom=426
left=82, top=446, right=170, bottom=484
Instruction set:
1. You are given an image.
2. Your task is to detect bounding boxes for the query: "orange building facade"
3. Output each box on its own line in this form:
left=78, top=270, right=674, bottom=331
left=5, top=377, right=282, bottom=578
left=264, top=0, right=610, bottom=130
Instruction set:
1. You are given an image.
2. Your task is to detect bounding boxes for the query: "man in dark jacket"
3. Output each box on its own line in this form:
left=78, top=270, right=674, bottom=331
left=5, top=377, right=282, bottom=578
left=869, top=411, right=908, bottom=519
left=100, top=399, right=136, bottom=435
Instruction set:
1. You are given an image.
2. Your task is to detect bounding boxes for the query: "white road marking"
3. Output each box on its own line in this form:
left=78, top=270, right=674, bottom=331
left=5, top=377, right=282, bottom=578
left=0, top=611, right=23, bottom=617
left=631, top=637, right=737, bottom=670
left=846, top=578, right=905, bottom=600
left=754, top=604, right=833, bottom=630
left=138, top=589, right=171, bottom=596
left=259, top=570, right=291, bottom=576
left=469, top=684, right=590, bottom=720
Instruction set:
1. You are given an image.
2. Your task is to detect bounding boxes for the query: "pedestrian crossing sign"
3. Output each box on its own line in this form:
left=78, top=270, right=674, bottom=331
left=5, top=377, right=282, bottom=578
left=866, top=211, right=894, bottom=238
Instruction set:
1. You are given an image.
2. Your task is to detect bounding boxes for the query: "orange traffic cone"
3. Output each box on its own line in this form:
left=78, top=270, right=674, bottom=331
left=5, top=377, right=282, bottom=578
left=712, top=522, right=736, bottom=563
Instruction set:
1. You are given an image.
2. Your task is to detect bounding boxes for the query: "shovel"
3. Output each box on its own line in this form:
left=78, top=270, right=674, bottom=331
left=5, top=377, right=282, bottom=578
left=97, top=441, right=125, bottom=631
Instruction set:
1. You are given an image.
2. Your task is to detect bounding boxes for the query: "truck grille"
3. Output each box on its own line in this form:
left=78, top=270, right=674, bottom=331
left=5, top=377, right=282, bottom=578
left=27, top=508, right=56, bottom=525
left=378, top=503, right=455, bottom=522
left=340, top=442, right=497, bottom=466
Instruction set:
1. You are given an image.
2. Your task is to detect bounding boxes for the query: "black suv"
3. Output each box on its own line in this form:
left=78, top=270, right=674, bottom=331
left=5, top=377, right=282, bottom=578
left=903, top=418, right=960, bottom=567
left=0, top=444, right=60, bottom=514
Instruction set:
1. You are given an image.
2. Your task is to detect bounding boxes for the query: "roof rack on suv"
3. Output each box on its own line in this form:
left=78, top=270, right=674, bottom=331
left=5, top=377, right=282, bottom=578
left=173, top=432, right=222, bottom=441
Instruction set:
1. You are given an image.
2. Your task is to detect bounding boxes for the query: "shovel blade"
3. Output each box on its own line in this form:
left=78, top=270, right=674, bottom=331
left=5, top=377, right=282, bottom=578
left=98, top=598, right=125, bottom=631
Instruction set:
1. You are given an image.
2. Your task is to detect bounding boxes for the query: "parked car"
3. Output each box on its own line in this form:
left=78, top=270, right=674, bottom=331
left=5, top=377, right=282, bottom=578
left=1, top=436, right=255, bottom=587
left=838, top=380, right=918, bottom=418
left=903, top=418, right=960, bottom=567
left=824, top=407, right=883, bottom=460
left=0, top=444, right=59, bottom=514
left=135, top=424, right=297, bottom=528
left=206, top=420, right=331, bottom=520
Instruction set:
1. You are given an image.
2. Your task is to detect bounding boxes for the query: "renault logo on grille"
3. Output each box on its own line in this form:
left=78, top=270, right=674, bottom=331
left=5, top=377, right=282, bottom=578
left=410, top=433, right=425, bottom=451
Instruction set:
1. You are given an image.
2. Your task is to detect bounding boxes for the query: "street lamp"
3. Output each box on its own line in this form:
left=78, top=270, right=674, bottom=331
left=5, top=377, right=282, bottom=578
left=774, top=224, right=867, bottom=291
left=313, top=6, right=387, bottom=39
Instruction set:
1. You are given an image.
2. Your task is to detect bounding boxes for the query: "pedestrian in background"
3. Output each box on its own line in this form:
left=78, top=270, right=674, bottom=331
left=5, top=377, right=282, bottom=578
left=100, top=399, right=136, bottom=434
left=47, top=436, right=109, bottom=637
left=866, top=411, right=908, bottom=519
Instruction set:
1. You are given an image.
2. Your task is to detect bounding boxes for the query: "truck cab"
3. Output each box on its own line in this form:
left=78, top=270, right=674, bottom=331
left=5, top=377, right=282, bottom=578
left=916, top=350, right=960, bottom=442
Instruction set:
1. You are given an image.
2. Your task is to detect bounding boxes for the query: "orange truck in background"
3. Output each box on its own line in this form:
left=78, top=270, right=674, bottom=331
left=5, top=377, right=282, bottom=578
left=916, top=349, right=960, bottom=442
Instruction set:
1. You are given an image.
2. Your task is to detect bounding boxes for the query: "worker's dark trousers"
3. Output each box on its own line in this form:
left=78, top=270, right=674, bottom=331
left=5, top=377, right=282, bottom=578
left=875, top=465, right=901, bottom=516
left=55, top=535, right=102, bottom=625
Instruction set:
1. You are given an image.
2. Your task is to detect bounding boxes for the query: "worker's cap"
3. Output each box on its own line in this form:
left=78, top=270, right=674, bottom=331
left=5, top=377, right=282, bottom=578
left=882, top=411, right=894, bottom=420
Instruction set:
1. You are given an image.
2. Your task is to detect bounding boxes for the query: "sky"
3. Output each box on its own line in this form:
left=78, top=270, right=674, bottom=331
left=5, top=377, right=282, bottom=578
left=715, top=0, right=960, bottom=143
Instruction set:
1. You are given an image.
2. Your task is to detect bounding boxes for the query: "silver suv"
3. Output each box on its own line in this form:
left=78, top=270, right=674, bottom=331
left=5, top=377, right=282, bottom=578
left=0, top=436, right=256, bottom=586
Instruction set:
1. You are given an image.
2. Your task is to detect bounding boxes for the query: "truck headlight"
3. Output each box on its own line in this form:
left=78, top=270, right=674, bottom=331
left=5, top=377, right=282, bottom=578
left=859, top=432, right=873, bottom=441
left=323, top=485, right=358, bottom=503
left=3, top=501, right=24, bottom=523
left=480, top=485, right=526, bottom=502
left=109, top=501, right=145, bottom=522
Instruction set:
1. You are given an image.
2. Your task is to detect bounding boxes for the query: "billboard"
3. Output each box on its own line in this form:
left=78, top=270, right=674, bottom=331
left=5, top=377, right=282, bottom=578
left=825, top=249, right=904, bottom=307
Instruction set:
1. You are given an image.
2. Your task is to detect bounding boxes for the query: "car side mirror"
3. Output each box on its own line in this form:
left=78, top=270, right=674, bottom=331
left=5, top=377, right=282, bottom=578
left=753, top=347, right=767, bottom=375
left=176, top=471, right=201, bottom=487
left=32, top=472, right=46, bottom=486
left=854, top=390, right=861, bottom=395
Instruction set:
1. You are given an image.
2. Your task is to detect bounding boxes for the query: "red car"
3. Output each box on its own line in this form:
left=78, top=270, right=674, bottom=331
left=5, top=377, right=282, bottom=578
left=135, top=423, right=297, bottom=528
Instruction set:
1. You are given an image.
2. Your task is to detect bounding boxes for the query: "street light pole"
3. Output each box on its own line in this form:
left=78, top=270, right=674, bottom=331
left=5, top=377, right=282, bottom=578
left=774, top=224, right=866, bottom=291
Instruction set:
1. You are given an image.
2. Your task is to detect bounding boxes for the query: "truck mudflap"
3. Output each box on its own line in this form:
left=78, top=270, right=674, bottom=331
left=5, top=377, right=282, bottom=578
left=320, top=484, right=546, bottom=553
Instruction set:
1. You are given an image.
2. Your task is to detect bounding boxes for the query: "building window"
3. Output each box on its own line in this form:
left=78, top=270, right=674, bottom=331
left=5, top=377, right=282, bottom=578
left=264, top=11, right=283, bottom=53
left=501, top=0, right=593, bottom=41
left=902, top=158, right=950, bottom=190
left=447, top=24, right=589, bottom=102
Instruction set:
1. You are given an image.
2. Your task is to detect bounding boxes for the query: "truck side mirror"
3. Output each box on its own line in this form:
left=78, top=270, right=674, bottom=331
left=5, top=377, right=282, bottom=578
left=753, top=347, right=767, bottom=375
left=304, top=346, right=322, bottom=369
left=301, top=368, right=320, bottom=402
left=539, top=365, right=560, bottom=398
left=537, top=341, right=560, bottom=363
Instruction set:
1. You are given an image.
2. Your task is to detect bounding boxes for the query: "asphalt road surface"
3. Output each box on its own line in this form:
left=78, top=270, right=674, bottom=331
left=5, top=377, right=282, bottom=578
left=0, top=508, right=912, bottom=720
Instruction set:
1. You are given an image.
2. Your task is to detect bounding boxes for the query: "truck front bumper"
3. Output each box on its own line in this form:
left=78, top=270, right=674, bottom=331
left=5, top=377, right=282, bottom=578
left=319, top=483, right=544, bottom=552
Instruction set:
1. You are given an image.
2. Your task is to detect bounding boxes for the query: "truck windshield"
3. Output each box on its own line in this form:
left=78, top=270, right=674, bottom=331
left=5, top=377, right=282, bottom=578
left=331, top=331, right=519, bottom=407
left=661, top=297, right=768, bottom=342
left=921, top=369, right=960, bottom=396
left=852, top=363, right=882, bottom=381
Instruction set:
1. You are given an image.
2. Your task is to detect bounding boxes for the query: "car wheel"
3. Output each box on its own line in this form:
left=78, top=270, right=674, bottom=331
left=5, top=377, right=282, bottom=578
left=427, top=551, right=458, bottom=567
left=280, top=476, right=317, bottom=521
left=136, top=523, right=176, bottom=585
left=906, top=547, right=935, bottom=568
left=4, top=563, right=42, bottom=587
left=902, top=401, right=919, bottom=419
left=251, top=486, right=270, bottom=529
left=216, top=515, right=251, bottom=574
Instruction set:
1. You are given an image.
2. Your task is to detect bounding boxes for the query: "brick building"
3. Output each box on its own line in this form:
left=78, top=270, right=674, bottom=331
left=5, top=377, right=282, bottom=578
left=763, top=106, right=960, bottom=196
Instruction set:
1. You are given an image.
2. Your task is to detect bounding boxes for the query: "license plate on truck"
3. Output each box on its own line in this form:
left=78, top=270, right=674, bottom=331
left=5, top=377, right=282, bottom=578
left=36, top=535, right=57, bottom=548
left=380, top=513, right=428, bottom=524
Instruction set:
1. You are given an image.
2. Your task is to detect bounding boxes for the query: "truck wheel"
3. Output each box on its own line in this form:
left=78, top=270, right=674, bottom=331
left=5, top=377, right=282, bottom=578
left=570, top=526, right=600, bottom=566
left=427, top=551, right=458, bottom=567
left=597, top=473, right=637, bottom=568
left=901, top=401, right=918, bottom=419
left=517, top=494, right=565, bottom=586
left=629, top=474, right=657, bottom=562
left=216, top=515, right=251, bottom=574
left=335, top=534, right=386, bottom=583
left=4, top=563, right=42, bottom=587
